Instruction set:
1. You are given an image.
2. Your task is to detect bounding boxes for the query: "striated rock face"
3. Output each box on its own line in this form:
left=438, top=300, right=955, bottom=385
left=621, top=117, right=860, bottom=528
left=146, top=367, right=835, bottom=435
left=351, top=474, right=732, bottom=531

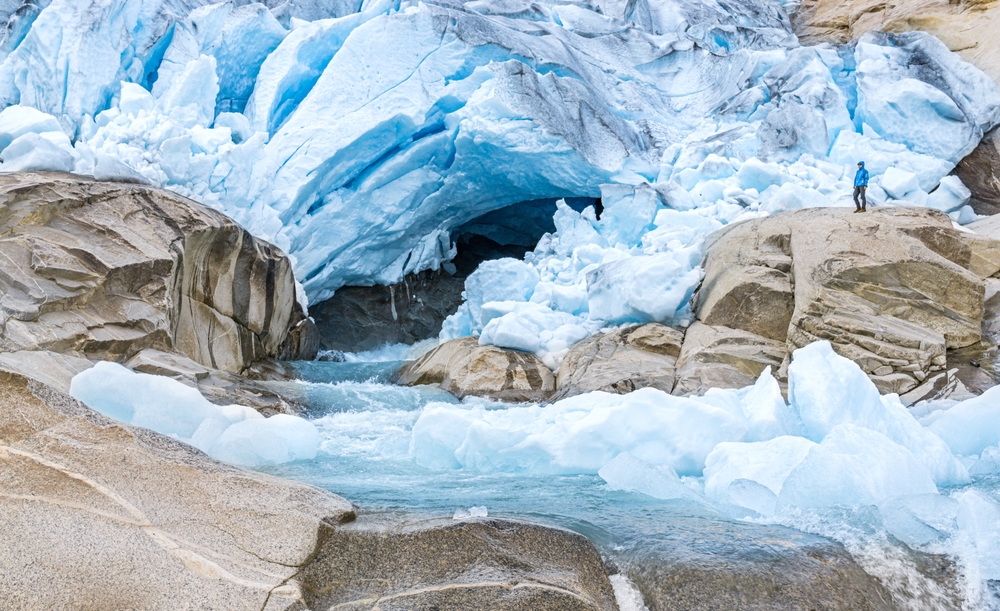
left=956, top=128, right=1000, bottom=216
left=691, top=207, right=1000, bottom=395
left=396, top=337, right=555, bottom=402
left=554, top=323, right=684, bottom=400
left=791, top=0, right=1000, bottom=84
left=672, top=322, right=787, bottom=396
left=0, top=367, right=355, bottom=611
left=298, top=517, right=619, bottom=611
left=0, top=172, right=316, bottom=372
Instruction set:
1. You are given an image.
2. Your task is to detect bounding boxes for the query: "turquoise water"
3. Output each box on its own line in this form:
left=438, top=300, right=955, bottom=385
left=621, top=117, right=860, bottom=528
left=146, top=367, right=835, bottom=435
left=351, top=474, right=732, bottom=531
left=257, top=357, right=999, bottom=610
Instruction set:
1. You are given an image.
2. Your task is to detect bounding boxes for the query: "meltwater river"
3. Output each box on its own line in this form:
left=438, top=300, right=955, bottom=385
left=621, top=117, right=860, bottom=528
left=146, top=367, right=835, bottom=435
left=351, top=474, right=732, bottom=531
left=251, top=345, right=1000, bottom=611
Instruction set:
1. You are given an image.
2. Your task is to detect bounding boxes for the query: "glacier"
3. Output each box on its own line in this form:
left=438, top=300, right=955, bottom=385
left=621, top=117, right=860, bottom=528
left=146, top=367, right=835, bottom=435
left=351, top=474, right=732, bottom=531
left=0, top=0, right=997, bottom=365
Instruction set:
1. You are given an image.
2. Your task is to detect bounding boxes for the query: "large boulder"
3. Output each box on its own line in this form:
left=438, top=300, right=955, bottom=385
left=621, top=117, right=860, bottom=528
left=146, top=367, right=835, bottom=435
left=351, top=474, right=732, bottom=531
left=672, top=322, right=787, bottom=396
left=554, top=323, right=684, bottom=400
left=690, top=207, right=1000, bottom=395
left=0, top=172, right=317, bottom=373
left=396, top=337, right=556, bottom=402
left=956, top=128, right=1000, bottom=216
left=298, top=517, right=619, bottom=611
left=0, top=367, right=355, bottom=611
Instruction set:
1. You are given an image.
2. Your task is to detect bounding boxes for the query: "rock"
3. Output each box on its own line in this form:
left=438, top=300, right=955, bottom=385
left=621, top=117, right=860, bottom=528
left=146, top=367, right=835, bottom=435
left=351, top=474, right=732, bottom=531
left=900, top=368, right=976, bottom=406
left=296, top=516, right=618, bottom=611
left=672, top=322, right=787, bottom=396
left=692, top=207, right=999, bottom=394
left=312, top=268, right=466, bottom=352
left=396, top=337, right=556, bottom=402
left=0, top=172, right=313, bottom=373
left=554, top=323, right=684, bottom=400
left=956, top=128, right=1000, bottom=216
left=791, top=0, right=1000, bottom=84
left=0, top=349, right=92, bottom=393
left=0, top=367, right=355, bottom=611
left=124, top=348, right=305, bottom=415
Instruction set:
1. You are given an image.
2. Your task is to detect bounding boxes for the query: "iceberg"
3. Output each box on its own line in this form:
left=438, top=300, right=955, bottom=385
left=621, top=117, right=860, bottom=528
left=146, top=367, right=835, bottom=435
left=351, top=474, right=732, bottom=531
left=70, top=362, right=319, bottom=466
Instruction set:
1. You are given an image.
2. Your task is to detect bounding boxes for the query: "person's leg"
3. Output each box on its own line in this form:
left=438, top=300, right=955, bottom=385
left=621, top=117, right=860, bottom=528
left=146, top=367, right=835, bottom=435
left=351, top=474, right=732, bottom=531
left=860, top=187, right=867, bottom=211
left=853, top=187, right=861, bottom=211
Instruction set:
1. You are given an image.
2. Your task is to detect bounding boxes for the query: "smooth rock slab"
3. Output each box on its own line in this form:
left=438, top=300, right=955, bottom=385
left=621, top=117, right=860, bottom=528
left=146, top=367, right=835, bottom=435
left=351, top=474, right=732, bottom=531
left=296, top=516, right=619, bottom=611
left=0, top=367, right=355, bottom=611
left=672, top=322, right=786, bottom=396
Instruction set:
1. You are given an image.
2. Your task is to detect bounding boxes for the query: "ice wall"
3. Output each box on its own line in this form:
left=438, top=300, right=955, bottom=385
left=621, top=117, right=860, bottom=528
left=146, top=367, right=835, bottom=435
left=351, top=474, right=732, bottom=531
left=0, top=0, right=997, bottom=357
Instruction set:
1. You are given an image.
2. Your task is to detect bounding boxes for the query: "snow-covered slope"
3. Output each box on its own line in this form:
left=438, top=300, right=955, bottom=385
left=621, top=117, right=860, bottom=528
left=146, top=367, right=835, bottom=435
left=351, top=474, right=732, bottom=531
left=0, top=0, right=997, bottom=360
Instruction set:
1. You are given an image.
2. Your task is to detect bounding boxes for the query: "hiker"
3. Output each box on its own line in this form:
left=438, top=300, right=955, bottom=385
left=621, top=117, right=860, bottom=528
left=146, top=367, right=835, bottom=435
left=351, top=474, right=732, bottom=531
left=853, top=161, right=869, bottom=212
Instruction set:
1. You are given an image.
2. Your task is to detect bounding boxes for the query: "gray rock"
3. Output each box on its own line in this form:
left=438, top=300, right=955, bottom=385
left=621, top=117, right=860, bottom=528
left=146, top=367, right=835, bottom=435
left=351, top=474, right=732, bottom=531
left=296, top=516, right=619, bottom=611
left=957, top=128, right=1000, bottom=216
left=672, top=322, right=786, bottom=395
left=0, top=172, right=314, bottom=373
left=0, top=349, right=92, bottom=393
left=396, top=337, right=556, bottom=402
left=554, top=323, right=684, bottom=400
left=0, top=367, right=355, bottom=611
left=312, top=268, right=466, bottom=352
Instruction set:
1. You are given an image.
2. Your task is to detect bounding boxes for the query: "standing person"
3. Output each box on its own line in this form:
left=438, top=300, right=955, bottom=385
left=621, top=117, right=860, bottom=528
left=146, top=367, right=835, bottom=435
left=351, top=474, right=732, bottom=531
left=853, top=161, right=869, bottom=213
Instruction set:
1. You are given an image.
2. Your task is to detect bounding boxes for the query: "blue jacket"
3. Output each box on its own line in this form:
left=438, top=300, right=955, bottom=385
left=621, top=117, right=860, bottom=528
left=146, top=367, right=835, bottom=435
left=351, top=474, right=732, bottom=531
left=854, top=164, right=869, bottom=187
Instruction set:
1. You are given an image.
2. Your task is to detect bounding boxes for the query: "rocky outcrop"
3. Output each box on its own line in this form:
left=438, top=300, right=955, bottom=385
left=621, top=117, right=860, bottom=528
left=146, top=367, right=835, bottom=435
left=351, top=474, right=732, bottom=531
left=790, top=0, right=1000, bottom=84
left=689, top=207, right=1000, bottom=396
left=554, top=323, right=684, bottom=400
left=672, top=322, right=787, bottom=396
left=0, top=172, right=317, bottom=373
left=956, top=128, right=1000, bottom=216
left=396, top=337, right=556, bottom=402
left=312, top=268, right=466, bottom=352
left=0, top=367, right=355, bottom=611
left=298, top=517, right=618, bottom=611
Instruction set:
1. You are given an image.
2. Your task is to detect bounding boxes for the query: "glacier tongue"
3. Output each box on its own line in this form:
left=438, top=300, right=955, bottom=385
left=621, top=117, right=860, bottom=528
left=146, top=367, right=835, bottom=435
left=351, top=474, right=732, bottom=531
left=0, top=0, right=997, bottom=356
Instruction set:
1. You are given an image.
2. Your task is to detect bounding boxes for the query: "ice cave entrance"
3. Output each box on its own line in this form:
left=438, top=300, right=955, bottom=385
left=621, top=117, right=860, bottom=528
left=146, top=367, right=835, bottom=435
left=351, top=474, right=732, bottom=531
left=310, top=196, right=600, bottom=352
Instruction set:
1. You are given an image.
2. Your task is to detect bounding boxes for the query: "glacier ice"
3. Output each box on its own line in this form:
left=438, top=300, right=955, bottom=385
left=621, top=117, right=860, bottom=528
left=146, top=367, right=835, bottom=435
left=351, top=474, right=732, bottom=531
left=70, top=362, right=319, bottom=466
left=0, top=0, right=993, bottom=351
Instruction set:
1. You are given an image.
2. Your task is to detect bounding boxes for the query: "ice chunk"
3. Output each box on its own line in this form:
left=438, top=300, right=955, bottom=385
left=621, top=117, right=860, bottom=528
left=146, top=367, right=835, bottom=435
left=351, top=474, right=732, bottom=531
left=478, top=301, right=591, bottom=368
left=0, top=133, right=75, bottom=173
left=70, top=362, right=318, bottom=466
left=879, top=167, right=921, bottom=199
left=118, top=82, right=154, bottom=118
left=586, top=253, right=703, bottom=324
left=598, top=452, right=696, bottom=501
left=410, top=387, right=747, bottom=476
left=736, top=157, right=786, bottom=192
left=879, top=494, right=958, bottom=548
left=924, top=385, right=1000, bottom=456
left=926, top=175, right=971, bottom=212
left=704, top=436, right=815, bottom=512
left=460, top=259, right=540, bottom=330
left=954, top=490, right=1000, bottom=581
left=788, top=341, right=968, bottom=485
left=0, top=105, right=64, bottom=152
left=740, top=367, right=801, bottom=441
left=453, top=506, right=488, bottom=520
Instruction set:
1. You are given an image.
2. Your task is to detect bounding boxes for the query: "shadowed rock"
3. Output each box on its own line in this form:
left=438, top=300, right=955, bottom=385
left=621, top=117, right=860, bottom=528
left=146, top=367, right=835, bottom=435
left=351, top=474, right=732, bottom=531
left=0, top=172, right=317, bottom=373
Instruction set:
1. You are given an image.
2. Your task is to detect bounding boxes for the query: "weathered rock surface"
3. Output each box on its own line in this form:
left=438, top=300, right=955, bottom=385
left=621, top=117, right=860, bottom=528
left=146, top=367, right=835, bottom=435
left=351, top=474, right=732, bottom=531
left=0, top=172, right=316, bottom=373
left=691, top=207, right=1000, bottom=395
left=672, top=322, right=787, bottom=396
left=791, top=0, right=1000, bottom=84
left=0, top=367, right=355, bottom=611
left=956, top=128, right=1000, bottom=216
left=554, top=323, right=684, bottom=400
left=396, top=337, right=556, bottom=402
left=298, top=516, right=619, bottom=611
left=312, top=268, right=466, bottom=352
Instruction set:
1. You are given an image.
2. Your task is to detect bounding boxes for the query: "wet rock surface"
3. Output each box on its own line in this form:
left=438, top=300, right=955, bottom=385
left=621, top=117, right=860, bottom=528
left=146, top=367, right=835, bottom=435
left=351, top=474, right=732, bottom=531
left=297, top=516, right=619, bottom=611
left=396, top=337, right=556, bottom=402
left=956, top=128, right=1000, bottom=216
left=311, top=268, right=466, bottom=352
left=0, top=172, right=316, bottom=373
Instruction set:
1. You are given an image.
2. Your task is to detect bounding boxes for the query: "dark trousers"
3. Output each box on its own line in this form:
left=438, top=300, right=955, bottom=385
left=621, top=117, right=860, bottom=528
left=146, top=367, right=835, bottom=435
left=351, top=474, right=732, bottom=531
left=853, top=186, right=867, bottom=209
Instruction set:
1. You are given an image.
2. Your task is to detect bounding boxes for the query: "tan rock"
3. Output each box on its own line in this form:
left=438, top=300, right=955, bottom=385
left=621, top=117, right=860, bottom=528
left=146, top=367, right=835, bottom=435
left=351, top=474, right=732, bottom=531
left=0, top=172, right=315, bottom=373
left=554, top=323, right=684, bottom=400
left=692, top=207, right=995, bottom=394
left=672, top=322, right=787, bottom=395
left=396, top=338, right=555, bottom=402
left=0, top=368, right=355, bottom=611
left=298, top=517, right=618, bottom=611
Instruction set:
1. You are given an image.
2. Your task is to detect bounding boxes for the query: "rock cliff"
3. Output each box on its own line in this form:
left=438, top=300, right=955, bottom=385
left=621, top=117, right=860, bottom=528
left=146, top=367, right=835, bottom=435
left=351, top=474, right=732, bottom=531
left=0, top=173, right=317, bottom=372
